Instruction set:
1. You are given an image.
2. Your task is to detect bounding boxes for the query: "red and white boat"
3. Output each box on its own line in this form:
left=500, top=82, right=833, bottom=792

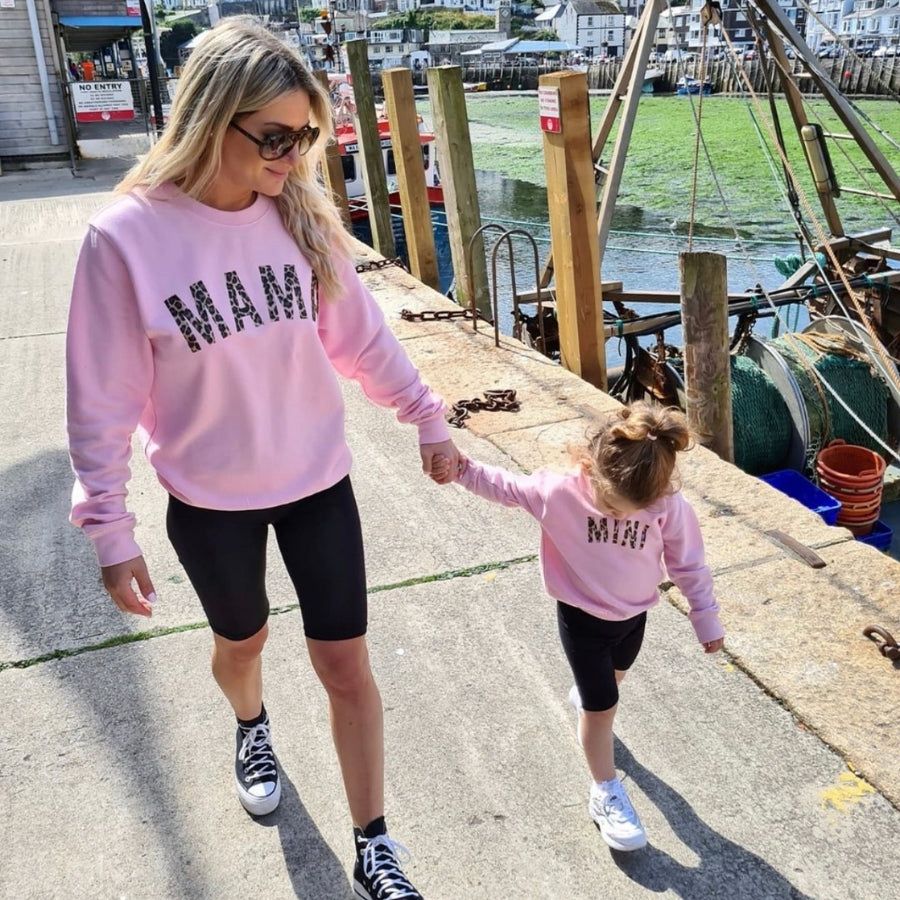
left=329, top=75, right=443, bottom=221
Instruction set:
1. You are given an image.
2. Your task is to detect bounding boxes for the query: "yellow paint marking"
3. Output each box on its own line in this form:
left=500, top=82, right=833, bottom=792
left=820, top=771, right=875, bottom=811
left=483, top=572, right=497, bottom=582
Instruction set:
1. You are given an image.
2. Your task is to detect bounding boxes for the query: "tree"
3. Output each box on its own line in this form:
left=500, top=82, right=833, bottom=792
left=159, top=21, right=199, bottom=71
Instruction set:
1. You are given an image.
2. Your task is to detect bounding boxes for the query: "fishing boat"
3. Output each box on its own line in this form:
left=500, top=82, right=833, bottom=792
left=675, top=75, right=714, bottom=95
left=329, top=76, right=443, bottom=221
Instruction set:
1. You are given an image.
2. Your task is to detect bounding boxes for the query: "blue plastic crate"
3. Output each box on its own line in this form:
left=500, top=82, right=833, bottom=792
left=856, top=520, right=893, bottom=552
left=759, top=469, right=841, bottom=525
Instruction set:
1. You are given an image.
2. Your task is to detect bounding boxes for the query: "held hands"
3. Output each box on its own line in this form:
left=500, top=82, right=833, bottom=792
left=420, top=439, right=460, bottom=485
left=430, top=451, right=467, bottom=484
left=101, top=555, right=157, bottom=618
left=703, top=637, right=725, bottom=654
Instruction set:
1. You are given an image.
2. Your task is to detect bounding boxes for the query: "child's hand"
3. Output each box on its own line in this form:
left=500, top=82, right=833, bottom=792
left=430, top=454, right=452, bottom=482
left=432, top=453, right=467, bottom=483
left=703, top=637, right=725, bottom=654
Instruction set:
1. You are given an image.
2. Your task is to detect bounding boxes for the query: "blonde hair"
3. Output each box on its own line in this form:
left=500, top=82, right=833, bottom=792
left=117, top=16, right=352, bottom=299
left=577, top=401, right=693, bottom=508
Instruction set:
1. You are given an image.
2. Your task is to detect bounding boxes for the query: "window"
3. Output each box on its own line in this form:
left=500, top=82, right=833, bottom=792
left=342, top=155, right=356, bottom=182
left=386, top=149, right=397, bottom=176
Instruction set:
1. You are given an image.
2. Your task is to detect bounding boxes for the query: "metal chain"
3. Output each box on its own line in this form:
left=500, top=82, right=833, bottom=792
left=448, top=389, right=520, bottom=429
left=863, top=625, right=900, bottom=661
left=400, top=308, right=479, bottom=322
left=355, top=257, right=409, bottom=274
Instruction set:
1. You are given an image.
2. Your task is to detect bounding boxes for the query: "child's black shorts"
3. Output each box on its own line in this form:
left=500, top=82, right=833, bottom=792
left=557, top=602, right=647, bottom=711
left=166, top=475, right=367, bottom=643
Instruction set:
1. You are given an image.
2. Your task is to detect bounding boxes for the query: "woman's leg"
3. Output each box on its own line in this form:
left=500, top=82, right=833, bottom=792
left=211, top=623, right=269, bottom=720
left=307, top=635, right=384, bottom=828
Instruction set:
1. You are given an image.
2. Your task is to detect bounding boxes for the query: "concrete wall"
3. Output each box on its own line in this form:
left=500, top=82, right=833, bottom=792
left=0, top=1, right=70, bottom=163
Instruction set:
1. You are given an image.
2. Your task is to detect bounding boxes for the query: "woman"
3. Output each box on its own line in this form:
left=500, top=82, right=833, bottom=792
left=66, top=17, right=456, bottom=900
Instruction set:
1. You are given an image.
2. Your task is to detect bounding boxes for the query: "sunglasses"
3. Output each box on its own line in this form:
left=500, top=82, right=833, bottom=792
left=230, top=121, right=320, bottom=160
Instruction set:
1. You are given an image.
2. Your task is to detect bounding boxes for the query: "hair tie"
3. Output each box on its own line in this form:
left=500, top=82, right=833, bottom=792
left=647, top=434, right=658, bottom=441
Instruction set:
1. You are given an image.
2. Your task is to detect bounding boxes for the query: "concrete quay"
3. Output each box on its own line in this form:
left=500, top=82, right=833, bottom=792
left=1, top=161, right=898, bottom=899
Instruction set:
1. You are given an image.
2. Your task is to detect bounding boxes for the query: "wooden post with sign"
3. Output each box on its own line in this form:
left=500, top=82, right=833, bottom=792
left=313, top=70, right=351, bottom=228
left=344, top=39, right=395, bottom=257
left=539, top=72, right=607, bottom=390
left=426, top=65, right=490, bottom=319
left=382, top=68, right=440, bottom=290
left=680, top=251, right=734, bottom=462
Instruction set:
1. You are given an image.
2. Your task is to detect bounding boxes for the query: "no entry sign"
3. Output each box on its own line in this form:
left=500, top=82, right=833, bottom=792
left=72, top=82, right=135, bottom=123
left=538, top=86, right=561, bottom=133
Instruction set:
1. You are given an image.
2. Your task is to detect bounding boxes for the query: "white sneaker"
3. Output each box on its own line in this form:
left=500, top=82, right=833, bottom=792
left=589, top=779, right=647, bottom=851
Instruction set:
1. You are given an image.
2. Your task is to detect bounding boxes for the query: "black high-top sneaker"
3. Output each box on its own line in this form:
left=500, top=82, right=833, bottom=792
left=234, top=715, right=280, bottom=816
left=353, top=817, right=424, bottom=899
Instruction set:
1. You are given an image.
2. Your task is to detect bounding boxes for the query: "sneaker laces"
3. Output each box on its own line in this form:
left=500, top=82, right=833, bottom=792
left=600, top=787, right=638, bottom=827
left=360, top=834, right=418, bottom=898
left=238, top=723, right=277, bottom=785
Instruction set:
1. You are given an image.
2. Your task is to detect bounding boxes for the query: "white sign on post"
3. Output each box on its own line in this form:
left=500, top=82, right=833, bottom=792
left=538, top=86, right=561, bottom=134
left=72, top=82, right=135, bottom=123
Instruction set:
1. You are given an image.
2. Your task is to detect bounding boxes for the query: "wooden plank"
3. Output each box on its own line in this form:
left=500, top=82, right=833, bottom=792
left=382, top=68, right=439, bottom=290
left=344, top=39, right=394, bottom=258
left=426, top=65, right=490, bottom=318
left=541, top=70, right=606, bottom=390
left=681, top=251, right=733, bottom=463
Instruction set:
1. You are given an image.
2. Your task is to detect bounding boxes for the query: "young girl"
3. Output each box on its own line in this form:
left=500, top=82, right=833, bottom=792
left=445, top=401, right=724, bottom=851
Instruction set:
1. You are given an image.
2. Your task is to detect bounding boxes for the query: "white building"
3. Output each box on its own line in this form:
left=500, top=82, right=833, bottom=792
left=555, top=0, right=626, bottom=58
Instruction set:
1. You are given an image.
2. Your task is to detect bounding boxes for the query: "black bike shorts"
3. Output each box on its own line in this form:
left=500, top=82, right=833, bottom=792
left=557, top=602, right=647, bottom=712
left=166, top=475, right=367, bottom=642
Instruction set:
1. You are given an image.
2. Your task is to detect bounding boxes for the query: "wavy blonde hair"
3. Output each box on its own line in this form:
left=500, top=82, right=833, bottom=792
left=576, top=401, right=693, bottom=508
left=117, top=16, right=352, bottom=299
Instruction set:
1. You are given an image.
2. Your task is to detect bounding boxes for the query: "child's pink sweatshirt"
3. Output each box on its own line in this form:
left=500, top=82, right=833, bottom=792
left=458, top=460, right=724, bottom=644
left=66, top=185, right=449, bottom=567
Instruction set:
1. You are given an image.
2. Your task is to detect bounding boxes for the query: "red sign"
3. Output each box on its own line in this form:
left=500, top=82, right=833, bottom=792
left=72, top=82, right=135, bottom=123
left=538, top=86, right=561, bottom=134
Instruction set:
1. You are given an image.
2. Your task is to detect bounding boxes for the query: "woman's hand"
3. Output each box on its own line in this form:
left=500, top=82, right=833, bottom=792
left=101, top=556, right=156, bottom=618
left=420, top=439, right=460, bottom=485
left=703, top=637, right=725, bottom=654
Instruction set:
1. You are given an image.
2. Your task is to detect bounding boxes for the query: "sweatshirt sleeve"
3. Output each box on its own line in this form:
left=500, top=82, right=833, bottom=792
left=66, top=227, right=154, bottom=567
left=457, top=459, right=545, bottom=519
left=316, top=258, right=450, bottom=445
left=661, top=493, right=724, bottom=644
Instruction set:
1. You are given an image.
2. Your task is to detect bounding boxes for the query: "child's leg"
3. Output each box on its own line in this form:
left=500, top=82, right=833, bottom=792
left=558, top=605, right=647, bottom=779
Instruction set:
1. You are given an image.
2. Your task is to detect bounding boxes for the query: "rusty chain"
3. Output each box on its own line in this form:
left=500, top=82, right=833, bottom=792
left=448, top=389, right=520, bottom=429
left=400, top=308, right=479, bottom=322
left=863, top=625, right=900, bottom=662
left=355, top=257, right=409, bottom=274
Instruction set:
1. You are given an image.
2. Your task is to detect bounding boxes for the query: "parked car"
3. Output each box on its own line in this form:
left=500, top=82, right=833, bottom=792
left=873, top=45, right=898, bottom=58
left=743, top=48, right=759, bottom=61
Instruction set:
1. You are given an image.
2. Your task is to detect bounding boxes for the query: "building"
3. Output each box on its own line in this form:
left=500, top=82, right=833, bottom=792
left=0, top=1, right=152, bottom=167
left=554, top=1, right=626, bottom=57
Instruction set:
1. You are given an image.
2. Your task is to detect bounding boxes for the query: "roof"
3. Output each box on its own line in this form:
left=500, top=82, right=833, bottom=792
left=463, top=37, right=581, bottom=56
left=535, top=4, right=564, bottom=21
left=567, top=0, right=622, bottom=14
left=58, top=15, right=143, bottom=53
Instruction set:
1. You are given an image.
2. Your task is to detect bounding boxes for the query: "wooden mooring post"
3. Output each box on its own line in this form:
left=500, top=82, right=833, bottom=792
left=344, top=39, right=395, bottom=258
left=381, top=68, right=440, bottom=291
left=426, top=65, right=491, bottom=319
left=680, top=251, right=734, bottom=463
left=312, top=70, right=351, bottom=228
left=539, top=71, right=607, bottom=390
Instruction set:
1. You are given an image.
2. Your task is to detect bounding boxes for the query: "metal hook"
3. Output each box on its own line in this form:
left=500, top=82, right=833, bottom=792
left=862, top=625, right=900, bottom=661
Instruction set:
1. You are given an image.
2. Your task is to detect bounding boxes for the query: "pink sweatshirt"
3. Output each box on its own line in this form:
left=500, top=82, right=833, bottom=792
left=458, top=460, right=724, bottom=644
left=66, top=185, right=449, bottom=567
